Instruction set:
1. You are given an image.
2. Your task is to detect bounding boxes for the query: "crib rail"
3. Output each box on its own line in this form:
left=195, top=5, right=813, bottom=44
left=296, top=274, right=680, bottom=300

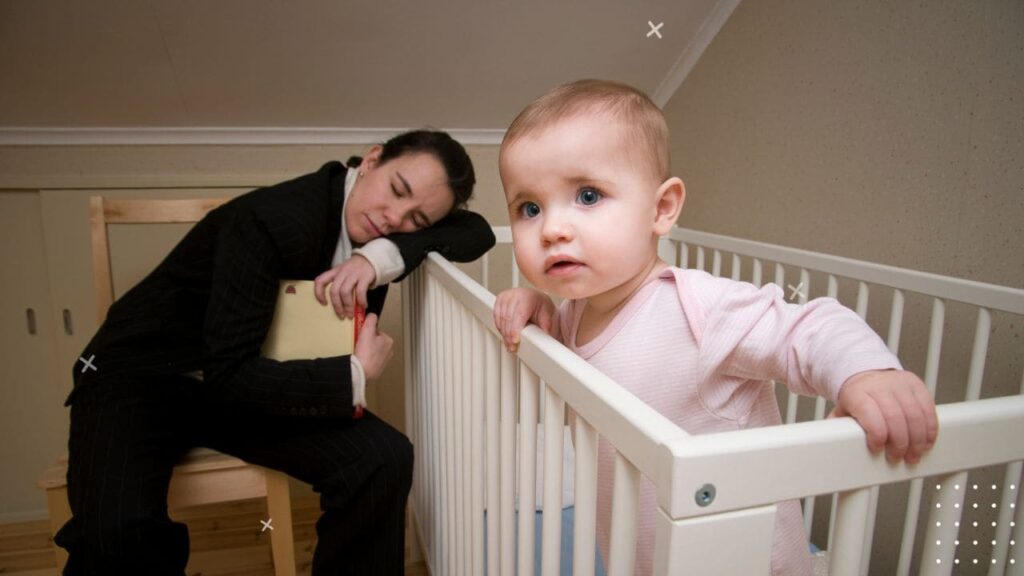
left=409, top=227, right=1024, bottom=576
left=662, top=227, right=1024, bottom=576
left=405, top=252, right=684, bottom=576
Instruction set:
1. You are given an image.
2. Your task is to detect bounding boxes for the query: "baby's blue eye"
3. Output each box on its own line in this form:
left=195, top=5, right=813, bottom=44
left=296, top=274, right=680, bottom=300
left=520, top=202, right=541, bottom=218
left=578, top=188, right=601, bottom=206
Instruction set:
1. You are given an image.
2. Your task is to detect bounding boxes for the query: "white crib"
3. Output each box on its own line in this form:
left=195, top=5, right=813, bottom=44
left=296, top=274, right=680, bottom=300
left=402, top=226, right=1024, bottom=576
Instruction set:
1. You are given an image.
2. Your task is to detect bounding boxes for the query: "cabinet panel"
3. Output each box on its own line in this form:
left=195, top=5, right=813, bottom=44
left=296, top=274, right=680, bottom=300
left=0, top=192, right=64, bottom=518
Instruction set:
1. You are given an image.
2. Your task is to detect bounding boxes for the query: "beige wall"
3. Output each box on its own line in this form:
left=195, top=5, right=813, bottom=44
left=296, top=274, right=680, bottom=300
left=664, top=0, right=1023, bottom=289
left=664, top=0, right=1022, bottom=571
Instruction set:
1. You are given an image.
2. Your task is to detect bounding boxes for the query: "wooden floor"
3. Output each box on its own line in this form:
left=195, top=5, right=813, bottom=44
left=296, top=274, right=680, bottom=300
left=0, top=496, right=428, bottom=576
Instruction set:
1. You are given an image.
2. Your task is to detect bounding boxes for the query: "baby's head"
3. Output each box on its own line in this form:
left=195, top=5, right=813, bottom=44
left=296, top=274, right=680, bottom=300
left=499, top=79, right=685, bottom=302
left=500, top=79, right=670, bottom=185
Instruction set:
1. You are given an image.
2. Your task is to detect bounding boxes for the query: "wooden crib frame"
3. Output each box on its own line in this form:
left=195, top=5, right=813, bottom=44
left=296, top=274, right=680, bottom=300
left=403, top=227, right=1024, bottom=576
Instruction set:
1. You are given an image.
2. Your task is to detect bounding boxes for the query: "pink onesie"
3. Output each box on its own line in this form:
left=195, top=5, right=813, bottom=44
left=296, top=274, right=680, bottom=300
left=558, top=267, right=901, bottom=576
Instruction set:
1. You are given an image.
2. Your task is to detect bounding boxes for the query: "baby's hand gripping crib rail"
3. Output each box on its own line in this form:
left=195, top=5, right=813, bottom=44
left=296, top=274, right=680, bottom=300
left=402, top=227, right=1024, bottom=576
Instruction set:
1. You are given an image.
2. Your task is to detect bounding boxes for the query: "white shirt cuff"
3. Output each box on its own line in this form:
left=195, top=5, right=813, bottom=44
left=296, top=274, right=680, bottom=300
left=353, top=239, right=406, bottom=288
left=351, top=356, right=367, bottom=409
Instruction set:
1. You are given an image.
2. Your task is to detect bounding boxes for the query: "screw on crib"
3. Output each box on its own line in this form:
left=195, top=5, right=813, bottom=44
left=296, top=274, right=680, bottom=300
left=695, top=483, right=717, bottom=507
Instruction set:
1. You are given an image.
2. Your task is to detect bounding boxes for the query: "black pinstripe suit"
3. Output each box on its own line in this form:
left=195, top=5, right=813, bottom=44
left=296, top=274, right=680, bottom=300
left=55, top=161, right=495, bottom=575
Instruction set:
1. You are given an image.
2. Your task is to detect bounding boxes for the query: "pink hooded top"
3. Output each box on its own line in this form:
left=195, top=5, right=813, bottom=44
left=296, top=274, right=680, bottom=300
left=558, top=267, right=901, bottom=576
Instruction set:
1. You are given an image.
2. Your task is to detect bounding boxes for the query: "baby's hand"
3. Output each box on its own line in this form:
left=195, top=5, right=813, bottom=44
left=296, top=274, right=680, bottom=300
left=832, top=369, right=938, bottom=464
left=353, top=314, right=393, bottom=382
left=493, top=287, right=557, bottom=352
left=315, top=255, right=376, bottom=319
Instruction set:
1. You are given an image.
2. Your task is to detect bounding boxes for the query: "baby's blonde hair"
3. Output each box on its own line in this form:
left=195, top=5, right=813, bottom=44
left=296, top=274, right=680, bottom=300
left=501, top=79, right=670, bottom=181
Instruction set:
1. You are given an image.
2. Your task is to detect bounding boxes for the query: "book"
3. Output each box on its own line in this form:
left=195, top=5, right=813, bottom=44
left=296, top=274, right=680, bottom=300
left=261, top=280, right=365, bottom=361
left=262, top=280, right=367, bottom=417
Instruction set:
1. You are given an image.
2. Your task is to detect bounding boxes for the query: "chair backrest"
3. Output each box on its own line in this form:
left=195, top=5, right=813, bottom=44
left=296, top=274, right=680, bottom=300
left=89, top=196, right=231, bottom=323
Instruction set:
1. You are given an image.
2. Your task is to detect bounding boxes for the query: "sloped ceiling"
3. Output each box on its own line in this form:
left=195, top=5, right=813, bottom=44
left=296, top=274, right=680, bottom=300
left=0, top=0, right=736, bottom=134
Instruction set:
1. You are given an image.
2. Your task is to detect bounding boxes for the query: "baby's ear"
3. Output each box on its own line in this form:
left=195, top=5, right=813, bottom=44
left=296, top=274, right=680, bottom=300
left=653, top=177, right=685, bottom=236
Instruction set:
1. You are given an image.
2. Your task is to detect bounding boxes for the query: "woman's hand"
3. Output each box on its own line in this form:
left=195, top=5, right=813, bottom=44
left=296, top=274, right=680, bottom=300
left=315, top=255, right=377, bottom=319
left=831, top=369, right=938, bottom=464
left=493, top=287, right=558, bottom=352
left=354, top=314, right=393, bottom=382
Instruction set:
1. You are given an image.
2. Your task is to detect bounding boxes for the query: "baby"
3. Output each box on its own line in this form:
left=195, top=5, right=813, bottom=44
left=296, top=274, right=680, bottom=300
left=492, top=79, right=938, bottom=576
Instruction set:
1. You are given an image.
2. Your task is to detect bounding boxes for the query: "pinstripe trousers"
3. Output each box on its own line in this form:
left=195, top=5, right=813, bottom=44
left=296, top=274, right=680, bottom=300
left=55, top=376, right=413, bottom=576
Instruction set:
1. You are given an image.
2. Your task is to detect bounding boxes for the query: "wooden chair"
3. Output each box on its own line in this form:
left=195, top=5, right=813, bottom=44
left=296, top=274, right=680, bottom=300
left=37, top=196, right=297, bottom=576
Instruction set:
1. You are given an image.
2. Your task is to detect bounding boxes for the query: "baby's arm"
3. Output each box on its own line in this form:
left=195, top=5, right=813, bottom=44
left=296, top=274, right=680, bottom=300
left=832, top=369, right=937, bottom=464
left=687, top=271, right=937, bottom=464
left=494, top=287, right=560, bottom=352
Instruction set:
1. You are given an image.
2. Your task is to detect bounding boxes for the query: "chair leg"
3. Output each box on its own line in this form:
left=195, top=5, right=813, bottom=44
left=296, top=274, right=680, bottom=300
left=264, top=469, right=296, bottom=576
left=46, top=487, right=72, bottom=571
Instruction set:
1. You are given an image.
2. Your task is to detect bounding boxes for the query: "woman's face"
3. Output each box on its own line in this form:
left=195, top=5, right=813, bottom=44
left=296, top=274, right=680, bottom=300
left=345, top=146, right=456, bottom=245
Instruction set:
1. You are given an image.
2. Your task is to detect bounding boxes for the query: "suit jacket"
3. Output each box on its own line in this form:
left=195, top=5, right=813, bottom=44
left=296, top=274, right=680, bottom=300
left=71, top=161, right=495, bottom=417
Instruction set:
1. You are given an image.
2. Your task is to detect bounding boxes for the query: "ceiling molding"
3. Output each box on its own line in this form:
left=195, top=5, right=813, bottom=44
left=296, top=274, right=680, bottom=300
left=0, top=127, right=506, bottom=146
left=652, top=0, right=742, bottom=108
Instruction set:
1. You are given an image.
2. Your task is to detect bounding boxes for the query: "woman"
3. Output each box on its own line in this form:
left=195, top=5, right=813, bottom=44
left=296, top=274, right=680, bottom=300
left=56, top=130, right=495, bottom=575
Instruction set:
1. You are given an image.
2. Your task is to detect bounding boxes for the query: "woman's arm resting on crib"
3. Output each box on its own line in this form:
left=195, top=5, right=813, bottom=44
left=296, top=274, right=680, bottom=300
left=494, top=287, right=559, bottom=352
left=831, top=369, right=938, bottom=464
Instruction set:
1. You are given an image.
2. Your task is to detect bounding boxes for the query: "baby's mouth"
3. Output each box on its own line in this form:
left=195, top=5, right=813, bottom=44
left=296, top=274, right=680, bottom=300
left=545, top=257, right=583, bottom=275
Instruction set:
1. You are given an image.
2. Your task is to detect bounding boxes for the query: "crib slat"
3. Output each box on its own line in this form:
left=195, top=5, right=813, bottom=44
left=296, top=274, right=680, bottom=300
left=461, top=311, right=473, bottom=574
left=731, top=253, right=741, bottom=281
left=830, top=486, right=872, bottom=576
left=573, top=416, right=598, bottom=576
left=485, top=332, right=501, bottom=576
left=712, top=249, right=722, bottom=277
left=853, top=281, right=880, bottom=576
left=541, top=386, right=565, bottom=576
left=898, top=298, right=948, bottom=576
left=431, top=277, right=446, bottom=573
left=920, top=473, right=966, bottom=576
left=855, top=281, right=869, bottom=319
left=518, top=364, right=540, bottom=575
left=452, top=298, right=466, bottom=574
left=444, top=292, right=458, bottom=574
left=752, top=258, right=763, bottom=286
left=424, top=276, right=437, bottom=569
left=678, top=241, right=688, bottom=269
left=500, top=347, right=517, bottom=576
left=990, top=460, right=1022, bottom=575
left=482, top=252, right=490, bottom=291
left=608, top=452, right=640, bottom=576
left=915, top=309, right=994, bottom=576
left=966, top=308, right=992, bottom=402
left=924, top=298, right=946, bottom=396
left=696, top=246, right=705, bottom=271
left=887, top=289, right=905, bottom=353
left=1005, top=463, right=1023, bottom=576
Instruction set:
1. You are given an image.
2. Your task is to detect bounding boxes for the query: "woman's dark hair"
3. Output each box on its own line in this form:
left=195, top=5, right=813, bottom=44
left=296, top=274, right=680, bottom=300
left=346, top=129, right=475, bottom=210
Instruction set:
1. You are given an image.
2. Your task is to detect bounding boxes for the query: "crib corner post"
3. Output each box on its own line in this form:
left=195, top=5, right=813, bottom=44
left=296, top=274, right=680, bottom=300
left=652, top=504, right=777, bottom=575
